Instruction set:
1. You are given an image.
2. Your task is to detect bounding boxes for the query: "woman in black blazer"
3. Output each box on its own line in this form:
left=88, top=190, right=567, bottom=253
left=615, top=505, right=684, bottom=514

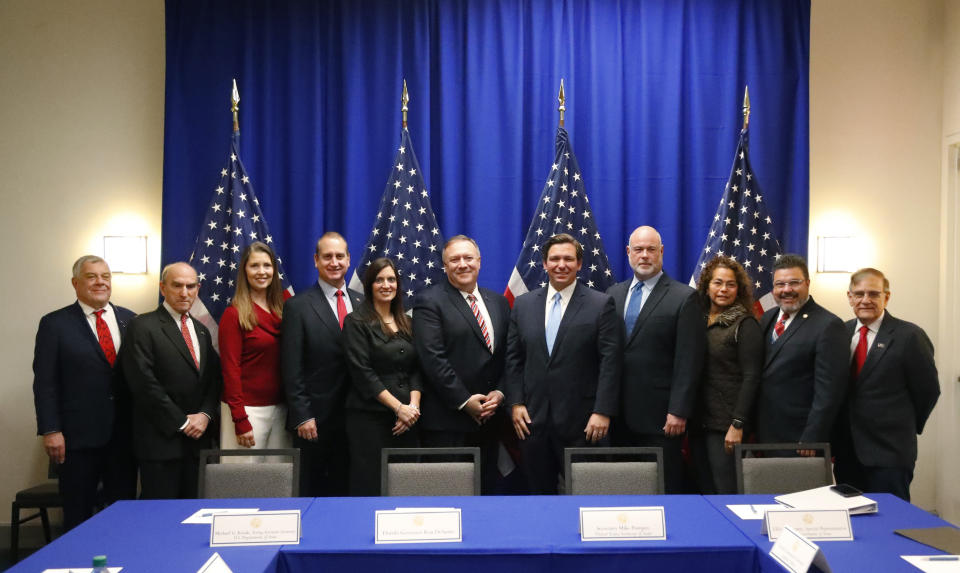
left=343, top=257, right=422, bottom=496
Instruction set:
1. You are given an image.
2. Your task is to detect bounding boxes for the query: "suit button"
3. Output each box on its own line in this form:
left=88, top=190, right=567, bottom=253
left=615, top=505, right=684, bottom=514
left=399, top=348, right=405, bottom=354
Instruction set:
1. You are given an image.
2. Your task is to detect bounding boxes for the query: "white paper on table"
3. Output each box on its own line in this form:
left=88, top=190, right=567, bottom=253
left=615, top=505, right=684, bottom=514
left=197, top=552, right=233, bottom=573
left=775, top=485, right=877, bottom=515
left=41, top=568, right=122, bottom=572
left=182, top=508, right=259, bottom=524
left=901, top=555, right=960, bottom=572
left=727, top=504, right=784, bottom=520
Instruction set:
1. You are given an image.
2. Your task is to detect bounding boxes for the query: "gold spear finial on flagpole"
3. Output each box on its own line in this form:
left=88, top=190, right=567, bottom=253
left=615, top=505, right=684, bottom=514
left=401, top=79, right=410, bottom=129
left=558, top=79, right=566, bottom=128
left=742, top=85, right=750, bottom=131
left=231, top=79, right=240, bottom=133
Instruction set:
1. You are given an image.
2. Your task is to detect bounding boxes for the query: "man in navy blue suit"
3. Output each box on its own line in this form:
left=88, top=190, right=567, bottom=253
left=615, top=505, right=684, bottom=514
left=506, top=233, right=622, bottom=494
left=33, top=255, right=137, bottom=530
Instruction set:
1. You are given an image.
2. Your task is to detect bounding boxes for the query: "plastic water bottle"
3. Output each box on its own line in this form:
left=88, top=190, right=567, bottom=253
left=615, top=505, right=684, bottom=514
left=92, top=555, right=108, bottom=573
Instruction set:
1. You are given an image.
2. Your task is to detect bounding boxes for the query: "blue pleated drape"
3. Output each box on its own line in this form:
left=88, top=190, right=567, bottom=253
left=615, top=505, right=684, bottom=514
left=162, top=0, right=809, bottom=291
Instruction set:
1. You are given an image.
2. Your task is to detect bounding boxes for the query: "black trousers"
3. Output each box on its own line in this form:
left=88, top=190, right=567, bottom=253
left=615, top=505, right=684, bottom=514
left=139, top=456, right=200, bottom=499
left=518, top=425, right=608, bottom=495
left=346, top=409, right=419, bottom=496
left=616, top=428, right=685, bottom=494
left=689, top=430, right=737, bottom=494
left=421, top=417, right=502, bottom=495
left=834, top=452, right=914, bottom=502
left=58, top=443, right=138, bottom=531
left=295, top=418, right=350, bottom=497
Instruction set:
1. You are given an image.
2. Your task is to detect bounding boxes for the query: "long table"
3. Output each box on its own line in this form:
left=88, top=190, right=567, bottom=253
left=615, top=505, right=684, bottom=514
left=8, top=494, right=957, bottom=572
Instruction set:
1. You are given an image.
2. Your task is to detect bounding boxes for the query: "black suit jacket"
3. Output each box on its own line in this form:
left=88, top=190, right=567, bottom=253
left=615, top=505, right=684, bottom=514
left=33, top=302, right=136, bottom=450
left=281, top=282, right=363, bottom=430
left=756, top=297, right=848, bottom=444
left=121, top=305, right=221, bottom=461
left=343, top=312, right=423, bottom=412
left=835, top=313, right=940, bottom=467
left=608, top=273, right=705, bottom=435
left=412, top=281, right=510, bottom=432
left=505, top=282, right=622, bottom=441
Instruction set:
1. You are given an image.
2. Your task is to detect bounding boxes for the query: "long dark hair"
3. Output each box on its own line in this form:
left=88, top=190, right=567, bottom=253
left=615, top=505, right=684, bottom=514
left=696, top=255, right=754, bottom=312
left=358, top=257, right=412, bottom=337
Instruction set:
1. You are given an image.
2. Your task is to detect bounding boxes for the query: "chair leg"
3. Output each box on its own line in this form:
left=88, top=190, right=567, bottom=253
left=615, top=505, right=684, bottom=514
left=40, top=507, right=52, bottom=542
left=10, top=502, right=20, bottom=564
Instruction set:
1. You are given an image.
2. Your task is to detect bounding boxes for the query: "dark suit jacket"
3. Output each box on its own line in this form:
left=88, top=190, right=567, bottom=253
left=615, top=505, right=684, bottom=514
left=608, top=273, right=705, bottom=435
left=281, top=282, right=363, bottom=430
left=505, top=282, right=622, bottom=441
left=33, top=302, right=136, bottom=450
left=756, top=297, right=848, bottom=444
left=343, top=312, right=423, bottom=412
left=835, top=313, right=940, bottom=467
left=121, top=305, right=221, bottom=461
left=412, top=281, right=510, bottom=432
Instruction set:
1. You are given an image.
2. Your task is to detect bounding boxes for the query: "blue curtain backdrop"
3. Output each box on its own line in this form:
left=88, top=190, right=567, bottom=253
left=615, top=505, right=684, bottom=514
left=162, top=0, right=809, bottom=292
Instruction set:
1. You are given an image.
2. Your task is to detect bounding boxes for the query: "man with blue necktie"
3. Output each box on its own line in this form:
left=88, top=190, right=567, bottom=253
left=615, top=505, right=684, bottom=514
left=506, top=233, right=622, bottom=494
left=607, top=226, right=705, bottom=493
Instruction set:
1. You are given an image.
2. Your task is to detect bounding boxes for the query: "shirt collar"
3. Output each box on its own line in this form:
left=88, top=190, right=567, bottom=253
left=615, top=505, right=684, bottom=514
left=855, top=310, right=885, bottom=332
left=547, top=281, right=577, bottom=302
left=458, top=285, right=481, bottom=300
left=318, top=278, right=346, bottom=299
left=77, top=300, right=109, bottom=317
left=631, top=271, right=663, bottom=291
left=162, top=301, right=188, bottom=322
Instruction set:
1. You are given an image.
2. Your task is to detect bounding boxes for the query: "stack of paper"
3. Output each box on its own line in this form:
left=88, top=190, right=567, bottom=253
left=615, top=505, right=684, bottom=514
left=775, top=486, right=877, bottom=515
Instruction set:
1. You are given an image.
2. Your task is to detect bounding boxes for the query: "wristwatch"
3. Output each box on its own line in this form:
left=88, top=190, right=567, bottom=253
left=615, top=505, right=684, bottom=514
left=731, top=418, right=744, bottom=430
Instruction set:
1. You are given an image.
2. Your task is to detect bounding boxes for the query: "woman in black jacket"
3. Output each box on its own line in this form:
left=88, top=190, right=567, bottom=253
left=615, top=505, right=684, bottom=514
left=343, top=257, right=422, bottom=496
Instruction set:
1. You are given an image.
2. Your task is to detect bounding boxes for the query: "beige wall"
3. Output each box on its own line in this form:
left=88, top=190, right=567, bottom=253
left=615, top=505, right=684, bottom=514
left=0, top=0, right=165, bottom=520
left=1, top=0, right=957, bottom=523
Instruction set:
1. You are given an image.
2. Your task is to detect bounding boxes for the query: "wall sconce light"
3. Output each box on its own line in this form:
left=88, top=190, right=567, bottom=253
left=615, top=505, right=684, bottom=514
left=103, top=235, right=148, bottom=274
left=816, top=236, right=858, bottom=273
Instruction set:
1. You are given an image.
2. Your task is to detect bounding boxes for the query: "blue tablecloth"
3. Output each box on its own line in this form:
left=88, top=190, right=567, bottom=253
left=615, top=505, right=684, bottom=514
left=705, top=494, right=957, bottom=572
left=7, top=497, right=315, bottom=573
left=277, top=495, right=757, bottom=573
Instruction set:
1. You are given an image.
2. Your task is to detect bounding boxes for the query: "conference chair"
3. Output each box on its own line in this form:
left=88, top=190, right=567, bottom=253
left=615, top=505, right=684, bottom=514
left=734, top=443, right=833, bottom=494
left=9, top=462, right=61, bottom=563
left=198, top=449, right=300, bottom=498
left=563, top=447, right=665, bottom=495
left=381, top=447, right=480, bottom=496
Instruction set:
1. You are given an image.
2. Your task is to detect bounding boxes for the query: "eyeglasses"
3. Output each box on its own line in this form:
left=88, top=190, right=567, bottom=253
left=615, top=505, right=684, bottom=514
left=773, top=279, right=806, bottom=289
left=849, top=290, right=884, bottom=301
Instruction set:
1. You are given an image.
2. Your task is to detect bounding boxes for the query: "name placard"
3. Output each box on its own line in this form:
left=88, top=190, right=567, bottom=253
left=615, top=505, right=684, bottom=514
left=770, top=525, right=833, bottom=573
left=210, top=510, right=300, bottom=547
left=375, top=508, right=462, bottom=544
left=579, top=506, right=666, bottom=541
left=763, top=508, right=853, bottom=541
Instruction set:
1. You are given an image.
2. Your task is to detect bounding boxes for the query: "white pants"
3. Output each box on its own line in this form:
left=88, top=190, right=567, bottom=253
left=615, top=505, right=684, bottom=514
left=219, top=402, right=292, bottom=463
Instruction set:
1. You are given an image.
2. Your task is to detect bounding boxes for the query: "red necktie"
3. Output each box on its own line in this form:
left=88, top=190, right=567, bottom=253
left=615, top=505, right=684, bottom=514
left=180, top=313, right=199, bottom=368
left=93, top=309, right=117, bottom=366
left=336, top=290, right=347, bottom=329
left=852, top=325, right=869, bottom=378
left=467, top=294, right=492, bottom=352
left=774, top=312, right=790, bottom=338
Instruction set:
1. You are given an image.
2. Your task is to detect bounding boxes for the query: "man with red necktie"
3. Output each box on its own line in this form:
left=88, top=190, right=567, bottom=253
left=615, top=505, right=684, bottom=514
left=756, top=254, right=848, bottom=455
left=831, top=268, right=940, bottom=501
left=33, top=255, right=138, bottom=530
left=121, top=262, right=221, bottom=499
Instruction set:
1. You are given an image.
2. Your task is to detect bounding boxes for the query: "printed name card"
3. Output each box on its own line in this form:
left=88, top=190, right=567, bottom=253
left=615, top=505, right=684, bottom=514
left=210, top=510, right=300, bottom=547
left=763, top=508, right=853, bottom=541
left=579, top=506, right=666, bottom=541
left=375, top=508, right=462, bottom=544
left=770, top=525, right=833, bottom=573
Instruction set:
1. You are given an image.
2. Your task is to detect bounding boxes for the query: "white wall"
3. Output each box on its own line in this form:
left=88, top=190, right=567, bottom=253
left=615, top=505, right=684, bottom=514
left=809, top=0, right=946, bottom=512
left=0, top=0, right=165, bottom=520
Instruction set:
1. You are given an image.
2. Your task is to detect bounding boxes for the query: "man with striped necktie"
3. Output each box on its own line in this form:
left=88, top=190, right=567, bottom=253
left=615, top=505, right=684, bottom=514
left=413, top=235, right=511, bottom=494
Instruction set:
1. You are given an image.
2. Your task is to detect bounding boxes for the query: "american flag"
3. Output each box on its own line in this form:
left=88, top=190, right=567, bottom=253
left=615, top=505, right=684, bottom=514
left=187, top=130, right=294, bottom=350
left=348, top=128, right=445, bottom=299
left=504, top=127, right=614, bottom=304
left=690, top=127, right=783, bottom=314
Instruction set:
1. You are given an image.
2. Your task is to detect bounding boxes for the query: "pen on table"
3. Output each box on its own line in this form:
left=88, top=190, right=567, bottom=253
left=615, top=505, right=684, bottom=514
left=924, top=556, right=960, bottom=561
left=749, top=504, right=756, bottom=513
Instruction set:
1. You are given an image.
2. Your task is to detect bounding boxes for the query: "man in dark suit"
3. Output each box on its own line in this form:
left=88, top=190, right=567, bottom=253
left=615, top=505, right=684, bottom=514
left=506, top=233, right=622, bottom=494
left=756, top=254, right=848, bottom=453
left=282, top=232, right=362, bottom=496
left=413, top=235, right=511, bottom=493
left=33, top=255, right=138, bottom=530
left=832, top=268, right=939, bottom=501
left=121, top=262, right=221, bottom=499
left=607, top=226, right=705, bottom=493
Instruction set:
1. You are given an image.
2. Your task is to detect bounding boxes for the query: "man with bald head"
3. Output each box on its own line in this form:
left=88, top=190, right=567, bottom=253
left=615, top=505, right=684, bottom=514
left=121, top=262, right=221, bottom=499
left=607, top=226, right=705, bottom=493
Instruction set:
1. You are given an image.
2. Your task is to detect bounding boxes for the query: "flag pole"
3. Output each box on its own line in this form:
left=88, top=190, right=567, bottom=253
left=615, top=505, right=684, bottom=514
left=742, top=85, right=750, bottom=131
left=401, top=79, right=409, bottom=129
left=558, top=79, right=566, bottom=128
left=231, top=79, right=240, bottom=133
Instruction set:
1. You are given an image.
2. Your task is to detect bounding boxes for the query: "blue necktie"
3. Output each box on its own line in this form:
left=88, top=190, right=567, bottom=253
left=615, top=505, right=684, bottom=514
left=624, top=281, right=645, bottom=335
left=545, top=292, right=562, bottom=355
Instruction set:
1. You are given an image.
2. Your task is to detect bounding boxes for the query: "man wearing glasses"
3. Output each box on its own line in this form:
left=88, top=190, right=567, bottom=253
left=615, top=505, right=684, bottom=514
left=831, top=268, right=939, bottom=500
left=755, top=254, right=847, bottom=454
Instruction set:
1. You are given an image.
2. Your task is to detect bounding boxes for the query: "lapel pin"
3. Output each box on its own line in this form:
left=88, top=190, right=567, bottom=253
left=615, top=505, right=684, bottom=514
left=877, top=343, right=885, bottom=349
left=802, top=314, right=808, bottom=319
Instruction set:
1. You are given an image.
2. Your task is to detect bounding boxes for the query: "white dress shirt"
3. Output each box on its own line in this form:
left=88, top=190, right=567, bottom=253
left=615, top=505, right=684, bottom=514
left=163, top=301, right=199, bottom=364
left=459, top=286, right=495, bottom=352
left=77, top=300, right=121, bottom=351
left=623, top=271, right=663, bottom=319
left=318, top=279, right=354, bottom=317
left=545, top=281, right=578, bottom=328
left=850, top=311, right=884, bottom=357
